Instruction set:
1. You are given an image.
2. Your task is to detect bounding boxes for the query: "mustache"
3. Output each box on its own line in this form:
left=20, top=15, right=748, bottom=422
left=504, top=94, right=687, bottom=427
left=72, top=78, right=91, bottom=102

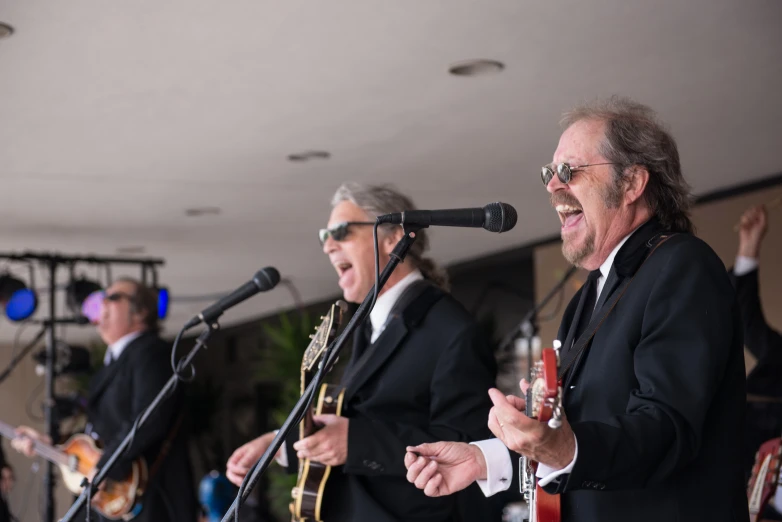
left=550, top=192, right=582, bottom=209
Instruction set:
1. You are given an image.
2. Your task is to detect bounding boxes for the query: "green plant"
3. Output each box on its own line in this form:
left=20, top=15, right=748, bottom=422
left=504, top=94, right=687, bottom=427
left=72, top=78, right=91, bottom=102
left=258, top=311, right=313, bottom=521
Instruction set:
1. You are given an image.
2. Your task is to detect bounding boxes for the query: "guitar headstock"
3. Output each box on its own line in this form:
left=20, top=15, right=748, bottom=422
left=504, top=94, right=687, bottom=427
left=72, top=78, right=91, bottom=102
left=301, top=300, right=348, bottom=373
left=527, top=346, right=562, bottom=428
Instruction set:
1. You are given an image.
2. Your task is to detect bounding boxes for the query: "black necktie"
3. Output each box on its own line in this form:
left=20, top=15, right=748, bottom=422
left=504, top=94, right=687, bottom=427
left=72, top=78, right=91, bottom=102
left=573, top=269, right=602, bottom=343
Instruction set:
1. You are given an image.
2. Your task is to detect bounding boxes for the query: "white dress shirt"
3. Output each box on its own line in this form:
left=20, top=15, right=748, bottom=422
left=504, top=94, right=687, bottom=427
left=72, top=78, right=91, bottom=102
left=472, top=231, right=635, bottom=496
left=103, top=330, right=144, bottom=366
left=276, top=269, right=424, bottom=468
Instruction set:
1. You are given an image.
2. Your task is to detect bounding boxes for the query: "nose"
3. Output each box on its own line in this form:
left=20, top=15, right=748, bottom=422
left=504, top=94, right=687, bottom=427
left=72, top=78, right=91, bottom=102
left=322, top=235, right=338, bottom=255
left=546, top=172, right=567, bottom=195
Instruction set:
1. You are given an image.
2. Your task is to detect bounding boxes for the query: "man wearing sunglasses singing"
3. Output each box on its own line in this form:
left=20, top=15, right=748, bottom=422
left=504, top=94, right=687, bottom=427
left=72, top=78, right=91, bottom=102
left=227, top=183, right=497, bottom=522
left=13, top=279, right=196, bottom=522
left=405, top=97, right=748, bottom=522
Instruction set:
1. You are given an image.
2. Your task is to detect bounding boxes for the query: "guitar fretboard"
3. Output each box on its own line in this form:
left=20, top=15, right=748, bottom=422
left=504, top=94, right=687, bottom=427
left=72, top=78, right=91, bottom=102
left=0, top=420, right=71, bottom=467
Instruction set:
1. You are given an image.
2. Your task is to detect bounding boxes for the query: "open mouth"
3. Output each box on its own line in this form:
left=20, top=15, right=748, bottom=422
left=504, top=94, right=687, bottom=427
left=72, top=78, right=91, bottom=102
left=556, top=204, right=584, bottom=230
left=334, top=261, right=353, bottom=280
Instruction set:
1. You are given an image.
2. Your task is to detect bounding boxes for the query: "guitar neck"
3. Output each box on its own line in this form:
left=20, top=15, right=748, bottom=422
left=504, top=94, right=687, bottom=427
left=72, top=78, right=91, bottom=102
left=0, top=420, right=72, bottom=468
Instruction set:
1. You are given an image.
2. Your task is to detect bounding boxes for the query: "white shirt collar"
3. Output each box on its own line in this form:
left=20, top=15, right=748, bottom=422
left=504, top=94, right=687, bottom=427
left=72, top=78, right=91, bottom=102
left=369, top=269, right=424, bottom=342
left=594, top=227, right=640, bottom=299
left=104, top=330, right=144, bottom=365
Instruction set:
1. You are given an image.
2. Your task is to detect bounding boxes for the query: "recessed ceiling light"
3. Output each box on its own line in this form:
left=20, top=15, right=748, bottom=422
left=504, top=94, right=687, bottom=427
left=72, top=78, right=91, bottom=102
left=185, top=207, right=221, bottom=217
left=287, top=150, right=331, bottom=162
left=0, top=23, right=14, bottom=40
left=116, top=246, right=146, bottom=255
left=448, top=59, right=505, bottom=77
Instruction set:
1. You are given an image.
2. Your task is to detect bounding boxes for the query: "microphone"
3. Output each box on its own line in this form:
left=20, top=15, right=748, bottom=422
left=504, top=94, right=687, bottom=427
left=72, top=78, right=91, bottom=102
left=376, top=202, right=517, bottom=233
left=183, top=267, right=281, bottom=329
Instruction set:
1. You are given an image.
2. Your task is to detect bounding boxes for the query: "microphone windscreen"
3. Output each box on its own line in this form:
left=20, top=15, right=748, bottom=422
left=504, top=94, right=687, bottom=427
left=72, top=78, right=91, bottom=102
left=484, top=203, right=517, bottom=233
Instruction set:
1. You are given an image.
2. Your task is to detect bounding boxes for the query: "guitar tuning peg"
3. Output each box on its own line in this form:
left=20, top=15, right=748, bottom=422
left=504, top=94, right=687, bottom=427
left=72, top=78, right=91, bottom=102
left=320, top=315, right=325, bottom=320
left=309, top=334, right=315, bottom=339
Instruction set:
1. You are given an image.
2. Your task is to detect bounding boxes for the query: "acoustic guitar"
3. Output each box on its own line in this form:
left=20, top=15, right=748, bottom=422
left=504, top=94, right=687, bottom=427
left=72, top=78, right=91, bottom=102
left=0, top=420, right=147, bottom=520
left=289, top=300, right=347, bottom=522
left=521, top=346, right=563, bottom=522
left=748, top=437, right=782, bottom=522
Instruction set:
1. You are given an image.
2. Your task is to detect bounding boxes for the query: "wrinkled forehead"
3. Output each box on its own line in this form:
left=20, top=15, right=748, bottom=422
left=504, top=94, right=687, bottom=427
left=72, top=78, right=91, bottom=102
left=327, top=200, right=373, bottom=228
left=106, top=280, right=136, bottom=298
left=553, top=119, right=607, bottom=165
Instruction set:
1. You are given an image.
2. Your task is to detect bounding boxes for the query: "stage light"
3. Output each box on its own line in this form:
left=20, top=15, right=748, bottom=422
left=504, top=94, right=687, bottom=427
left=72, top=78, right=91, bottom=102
left=0, top=273, right=38, bottom=321
left=145, top=264, right=169, bottom=321
left=157, top=286, right=169, bottom=320
left=66, top=277, right=103, bottom=317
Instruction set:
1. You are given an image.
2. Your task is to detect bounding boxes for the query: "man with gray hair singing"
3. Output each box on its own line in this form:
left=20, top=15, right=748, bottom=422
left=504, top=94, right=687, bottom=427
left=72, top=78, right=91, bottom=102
left=227, top=183, right=497, bottom=521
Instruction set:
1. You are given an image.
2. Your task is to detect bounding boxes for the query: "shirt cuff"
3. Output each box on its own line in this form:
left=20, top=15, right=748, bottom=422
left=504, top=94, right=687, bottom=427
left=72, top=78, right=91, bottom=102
left=536, top=436, right=577, bottom=487
left=734, top=256, right=759, bottom=276
left=273, top=430, right=288, bottom=468
left=471, top=438, right=513, bottom=497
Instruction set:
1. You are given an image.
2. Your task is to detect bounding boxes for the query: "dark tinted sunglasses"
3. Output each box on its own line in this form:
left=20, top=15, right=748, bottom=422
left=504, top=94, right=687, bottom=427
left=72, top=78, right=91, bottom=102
left=541, top=162, right=620, bottom=187
left=104, top=291, right=135, bottom=303
left=318, top=221, right=375, bottom=245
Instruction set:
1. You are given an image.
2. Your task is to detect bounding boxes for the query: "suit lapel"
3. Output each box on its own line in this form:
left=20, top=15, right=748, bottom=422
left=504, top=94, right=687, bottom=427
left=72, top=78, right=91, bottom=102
left=594, top=265, right=620, bottom=313
left=88, top=332, right=148, bottom=404
left=560, top=285, right=589, bottom=361
left=346, top=315, right=408, bottom=397
left=88, top=357, right=123, bottom=403
left=561, top=218, right=668, bottom=389
left=344, top=317, right=408, bottom=400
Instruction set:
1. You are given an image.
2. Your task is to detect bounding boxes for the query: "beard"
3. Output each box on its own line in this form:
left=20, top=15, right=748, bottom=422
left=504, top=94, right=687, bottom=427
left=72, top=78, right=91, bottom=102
left=553, top=177, right=620, bottom=267
left=562, top=225, right=595, bottom=267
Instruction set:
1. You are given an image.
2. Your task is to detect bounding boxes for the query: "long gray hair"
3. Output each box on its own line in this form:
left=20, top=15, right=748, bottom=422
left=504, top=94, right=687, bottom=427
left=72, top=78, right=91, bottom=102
left=331, top=183, right=450, bottom=291
left=562, top=96, right=694, bottom=234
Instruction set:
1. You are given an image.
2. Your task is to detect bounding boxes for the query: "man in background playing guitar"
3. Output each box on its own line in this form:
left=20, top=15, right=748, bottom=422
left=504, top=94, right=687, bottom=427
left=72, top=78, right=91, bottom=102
left=12, top=278, right=196, bottom=521
left=226, top=183, right=497, bottom=522
left=405, top=97, right=749, bottom=521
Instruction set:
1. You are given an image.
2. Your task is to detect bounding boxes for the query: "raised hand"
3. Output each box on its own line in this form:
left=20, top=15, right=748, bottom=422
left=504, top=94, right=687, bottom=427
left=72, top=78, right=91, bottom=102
left=737, top=204, right=768, bottom=258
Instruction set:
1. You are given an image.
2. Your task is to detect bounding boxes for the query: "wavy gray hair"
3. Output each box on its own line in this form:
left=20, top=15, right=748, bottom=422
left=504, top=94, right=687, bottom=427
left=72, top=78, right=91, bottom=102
left=331, top=183, right=450, bottom=290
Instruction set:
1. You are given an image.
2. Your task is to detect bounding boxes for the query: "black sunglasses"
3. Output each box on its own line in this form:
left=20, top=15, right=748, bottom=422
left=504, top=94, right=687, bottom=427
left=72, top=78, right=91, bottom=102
left=104, top=291, right=135, bottom=303
left=318, top=221, right=375, bottom=245
left=541, top=162, right=620, bottom=187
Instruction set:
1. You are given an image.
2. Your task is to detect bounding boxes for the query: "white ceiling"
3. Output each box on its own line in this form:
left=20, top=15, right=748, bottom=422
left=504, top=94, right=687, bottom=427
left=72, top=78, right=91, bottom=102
left=1, top=0, right=781, bottom=343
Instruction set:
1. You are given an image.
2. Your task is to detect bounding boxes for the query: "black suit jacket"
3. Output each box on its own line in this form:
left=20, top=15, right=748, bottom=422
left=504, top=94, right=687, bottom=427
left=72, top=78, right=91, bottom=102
left=731, top=268, right=782, bottom=476
left=289, top=283, right=497, bottom=522
left=535, top=219, right=748, bottom=522
left=88, top=331, right=196, bottom=522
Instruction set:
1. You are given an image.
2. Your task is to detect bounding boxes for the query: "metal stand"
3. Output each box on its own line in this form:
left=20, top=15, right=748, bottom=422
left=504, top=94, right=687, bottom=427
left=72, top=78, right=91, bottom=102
left=0, top=251, right=165, bottom=522
left=219, top=224, right=423, bottom=522
left=497, top=265, right=578, bottom=380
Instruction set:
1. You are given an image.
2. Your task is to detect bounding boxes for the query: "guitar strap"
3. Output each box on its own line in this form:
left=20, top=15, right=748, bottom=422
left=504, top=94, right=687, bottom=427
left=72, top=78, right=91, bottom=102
left=557, top=233, right=676, bottom=381
left=147, top=412, right=185, bottom=481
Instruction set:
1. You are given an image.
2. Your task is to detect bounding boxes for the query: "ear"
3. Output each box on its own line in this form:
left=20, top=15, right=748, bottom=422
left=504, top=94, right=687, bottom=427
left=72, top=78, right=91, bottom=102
left=623, top=165, right=650, bottom=206
left=380, top=226, right=405, bottom=257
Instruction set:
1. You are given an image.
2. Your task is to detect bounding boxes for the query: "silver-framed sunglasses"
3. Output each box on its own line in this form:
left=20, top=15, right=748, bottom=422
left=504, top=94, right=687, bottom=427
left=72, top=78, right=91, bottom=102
left=318, top=221, right=375, bottom=245
left=541, top=162, right=619, bottom=187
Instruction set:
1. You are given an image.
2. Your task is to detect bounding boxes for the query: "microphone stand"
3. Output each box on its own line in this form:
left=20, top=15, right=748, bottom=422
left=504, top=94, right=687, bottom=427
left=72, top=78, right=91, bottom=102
left=497, top=265, right=578, bottom=380
left=59, top=325, right=216, bottom=522
left=219, top=224, right=424, bottom=522
left=0, top=326, right=46, bottom=385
